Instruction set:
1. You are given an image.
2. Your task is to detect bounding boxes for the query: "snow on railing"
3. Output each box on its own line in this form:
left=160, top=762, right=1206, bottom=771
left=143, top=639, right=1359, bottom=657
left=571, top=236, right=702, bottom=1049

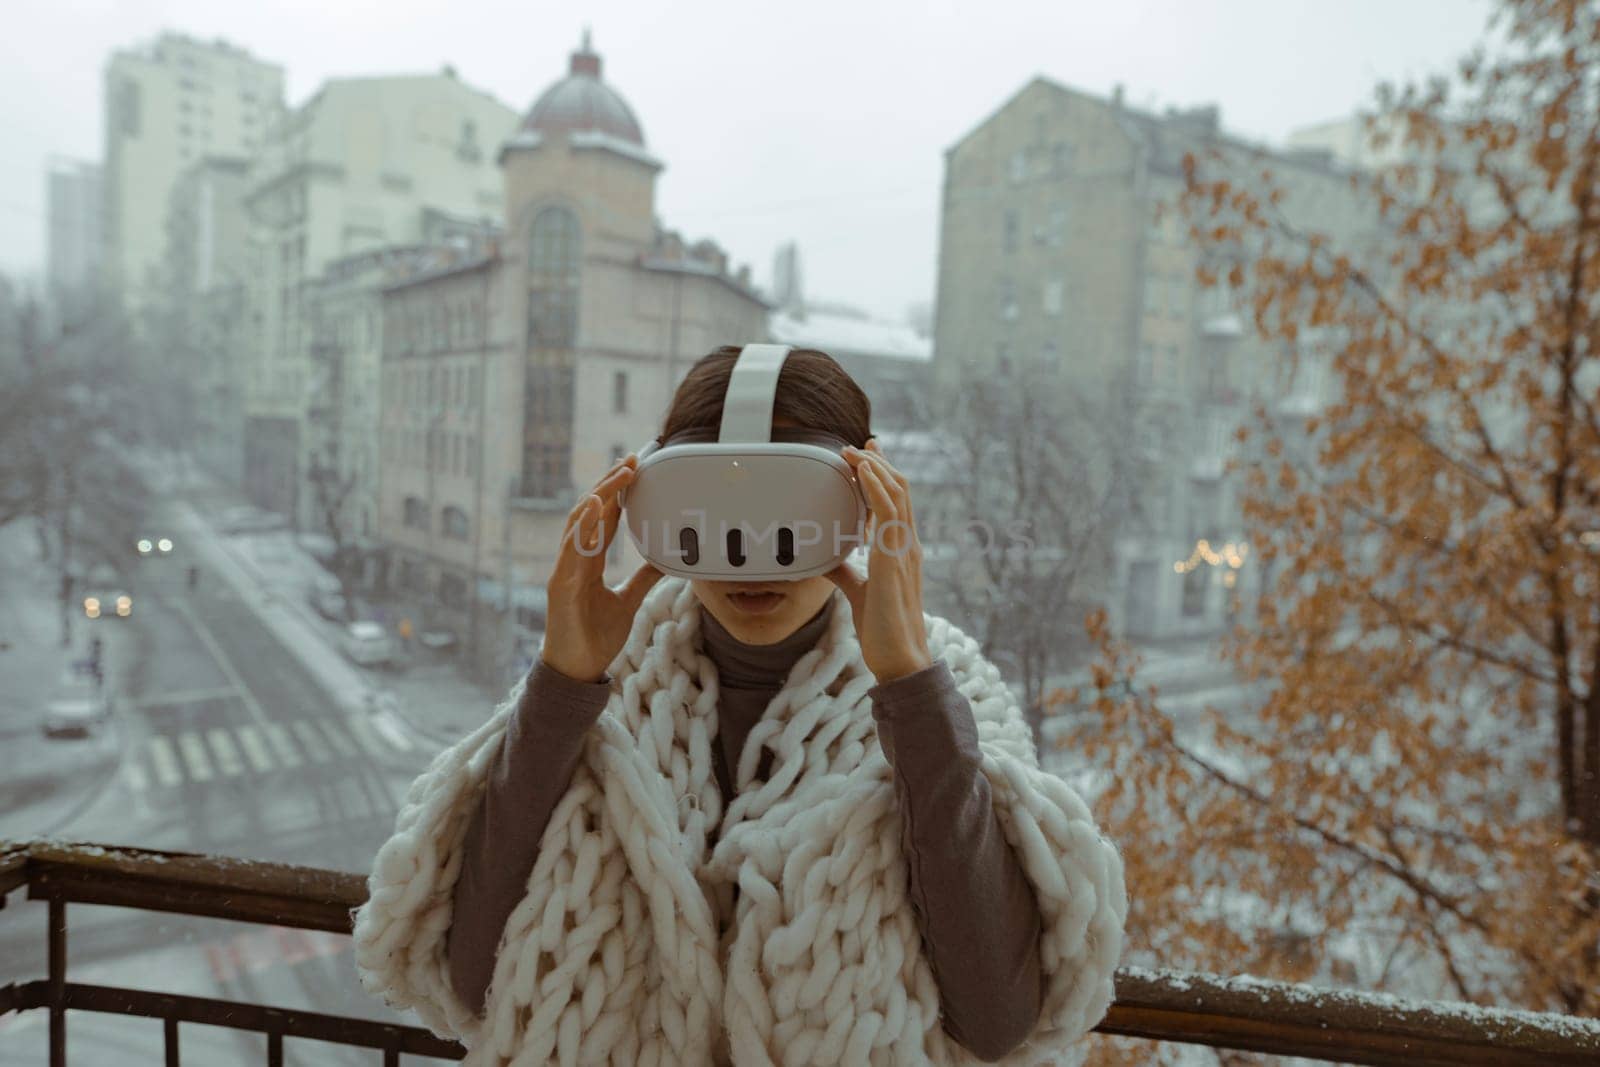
left=2, top=841, right=1598, bottom=1065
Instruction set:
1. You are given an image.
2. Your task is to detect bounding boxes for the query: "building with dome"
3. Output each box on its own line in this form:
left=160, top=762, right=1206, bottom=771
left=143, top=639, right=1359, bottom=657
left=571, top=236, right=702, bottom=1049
left=375, top=34, right=769, bottom=680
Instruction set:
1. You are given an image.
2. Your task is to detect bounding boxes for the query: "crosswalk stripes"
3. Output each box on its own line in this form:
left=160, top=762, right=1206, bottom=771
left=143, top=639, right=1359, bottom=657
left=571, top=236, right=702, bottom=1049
left=262, top=721, right=303, bottom=769
left=178, top=732, right=215, bottom=782
left=124, top=712, right=412, bottom=793
left=208, top=728, right=245, bottom=777
left=235, top=724, right=275, bottom=774
left=124, top=758, right=149, bottom=793
left=149, top=736, right=183, bottom=787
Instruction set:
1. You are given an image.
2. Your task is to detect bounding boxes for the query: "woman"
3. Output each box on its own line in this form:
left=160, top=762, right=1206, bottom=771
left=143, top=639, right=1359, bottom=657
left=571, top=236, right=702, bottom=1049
left=353, top=348, right=1125, bottom=1066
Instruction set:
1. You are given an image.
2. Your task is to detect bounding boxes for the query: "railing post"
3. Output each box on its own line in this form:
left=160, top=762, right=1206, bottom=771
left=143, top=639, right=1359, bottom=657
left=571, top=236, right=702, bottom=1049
left=164, top=1016, right=179, bottom=1066
left=47, top=896, right=65, bottom=1067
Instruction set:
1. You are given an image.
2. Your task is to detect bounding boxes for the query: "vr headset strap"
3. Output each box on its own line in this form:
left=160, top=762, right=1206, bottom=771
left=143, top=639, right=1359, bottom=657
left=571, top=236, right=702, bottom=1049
left=717, top=343, right=792, bottom=444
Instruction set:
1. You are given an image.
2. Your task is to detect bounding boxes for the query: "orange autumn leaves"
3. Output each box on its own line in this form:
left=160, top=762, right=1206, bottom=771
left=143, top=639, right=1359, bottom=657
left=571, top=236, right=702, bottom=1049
left=1070, top=0, right=1600, bottom=1049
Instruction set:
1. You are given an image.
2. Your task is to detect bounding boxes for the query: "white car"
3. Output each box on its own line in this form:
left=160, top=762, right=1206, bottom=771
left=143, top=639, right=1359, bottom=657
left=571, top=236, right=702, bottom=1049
left=43, top=673, right=114, bottom=738
left=340, top=621, right=394, bottom=666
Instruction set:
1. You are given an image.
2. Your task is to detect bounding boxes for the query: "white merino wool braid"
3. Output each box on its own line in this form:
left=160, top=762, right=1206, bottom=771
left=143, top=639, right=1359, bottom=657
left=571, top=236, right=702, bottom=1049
left=352, top=577, right=1126, bottom=1066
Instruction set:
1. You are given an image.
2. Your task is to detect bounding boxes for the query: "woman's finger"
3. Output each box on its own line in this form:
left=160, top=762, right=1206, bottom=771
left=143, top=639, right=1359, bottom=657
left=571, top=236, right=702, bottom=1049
left=552, top=495, right=601, bottom=584
left=857, top=447, right=917, bottom=546
left=562, top=456, right=633, bottom=537
left=595, top=466, right=635, bottom=549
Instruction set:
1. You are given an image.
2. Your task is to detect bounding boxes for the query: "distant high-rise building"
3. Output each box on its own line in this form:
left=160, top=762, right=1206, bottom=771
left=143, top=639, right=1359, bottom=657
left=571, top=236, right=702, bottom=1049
left=46, top=157, right=103, bottom=313
left=101, top=32, right=285, bottom=313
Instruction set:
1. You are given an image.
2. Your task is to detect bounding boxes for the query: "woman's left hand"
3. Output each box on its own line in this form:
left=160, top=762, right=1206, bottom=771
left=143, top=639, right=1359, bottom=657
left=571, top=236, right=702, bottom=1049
left=829, top=439, right=934, bottom=684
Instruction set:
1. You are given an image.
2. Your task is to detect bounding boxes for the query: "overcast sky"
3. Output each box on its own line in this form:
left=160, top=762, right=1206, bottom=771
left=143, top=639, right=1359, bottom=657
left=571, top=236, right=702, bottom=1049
left=2, top=0, right=1494, bottom=319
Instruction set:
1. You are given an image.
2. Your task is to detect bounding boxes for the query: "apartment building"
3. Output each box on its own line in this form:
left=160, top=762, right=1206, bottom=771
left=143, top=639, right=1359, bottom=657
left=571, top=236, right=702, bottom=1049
left=102, top=32, right=284, bottom=314
left=933, top=78, right=1370, bottom=640
left=240, top=69, right=517, bottom=523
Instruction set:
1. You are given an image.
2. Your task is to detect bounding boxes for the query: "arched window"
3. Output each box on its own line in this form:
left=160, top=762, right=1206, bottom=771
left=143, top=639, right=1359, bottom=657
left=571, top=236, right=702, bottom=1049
left=522, top=206, right=581, bottom=498
left=441, top=505, right=469, bottom=541
left=403, top=496, right=429, bottom=530
left=529, top=206, right=580, bottom=277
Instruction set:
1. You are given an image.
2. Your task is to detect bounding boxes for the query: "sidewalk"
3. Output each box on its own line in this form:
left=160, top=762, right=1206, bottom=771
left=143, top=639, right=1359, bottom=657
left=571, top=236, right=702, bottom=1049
left=167, top=498, right=498, bottom=750
left=0, top=520, right=128, bottom=835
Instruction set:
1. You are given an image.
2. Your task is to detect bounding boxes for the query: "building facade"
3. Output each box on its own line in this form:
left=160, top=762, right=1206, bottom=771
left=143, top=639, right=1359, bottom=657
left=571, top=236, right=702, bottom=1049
left=933, top=79, right=1366, bottom=641
left=102, top=32, right=284, bottom=315
left=46, top=157, right=103, bottom=318
left=162, top=156, right=252, bottom=483
left=240, top=69, right=517, bottom=526
left=376, top=36, right=768, bottom=682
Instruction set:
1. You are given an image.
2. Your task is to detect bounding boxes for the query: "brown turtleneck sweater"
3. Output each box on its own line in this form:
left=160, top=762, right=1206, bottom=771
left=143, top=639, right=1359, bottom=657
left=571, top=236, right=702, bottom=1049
left=447, top=599, right=1043, bottom=1060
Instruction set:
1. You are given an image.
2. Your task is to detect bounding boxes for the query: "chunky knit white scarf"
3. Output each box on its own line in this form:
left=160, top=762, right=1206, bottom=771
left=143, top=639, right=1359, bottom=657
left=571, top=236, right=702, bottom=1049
left=352, top=578, right=1126, bottom=1066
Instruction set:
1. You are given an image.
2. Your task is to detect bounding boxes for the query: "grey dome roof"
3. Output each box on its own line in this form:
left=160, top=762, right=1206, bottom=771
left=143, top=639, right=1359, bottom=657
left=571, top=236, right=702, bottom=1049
left=521, top=33, right=644, bottom=147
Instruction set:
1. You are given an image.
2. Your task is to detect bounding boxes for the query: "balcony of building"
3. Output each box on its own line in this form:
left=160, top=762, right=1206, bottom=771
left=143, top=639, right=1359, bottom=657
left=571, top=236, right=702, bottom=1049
left=2, top=840, right=1597, bottom=1065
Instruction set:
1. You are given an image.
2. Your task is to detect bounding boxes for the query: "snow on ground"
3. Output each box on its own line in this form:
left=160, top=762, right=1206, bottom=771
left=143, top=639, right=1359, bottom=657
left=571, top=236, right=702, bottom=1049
left=169, top=500, right=496, bottom=751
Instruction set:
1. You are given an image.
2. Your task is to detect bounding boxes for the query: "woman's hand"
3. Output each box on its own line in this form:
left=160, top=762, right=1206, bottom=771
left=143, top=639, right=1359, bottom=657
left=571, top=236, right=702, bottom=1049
left=540, top=454, right=663, bottom=683
left=828, top=439, right=934, bottom=684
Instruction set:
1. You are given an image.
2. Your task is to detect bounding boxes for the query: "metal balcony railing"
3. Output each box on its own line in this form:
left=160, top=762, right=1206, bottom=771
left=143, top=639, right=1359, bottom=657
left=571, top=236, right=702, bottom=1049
left=2, top=840, right=1598, bottom=1066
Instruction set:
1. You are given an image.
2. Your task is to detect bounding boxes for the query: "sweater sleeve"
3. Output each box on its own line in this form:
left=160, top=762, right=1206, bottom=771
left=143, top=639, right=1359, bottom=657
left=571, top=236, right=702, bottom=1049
left=870, top=660, right=1044, bottom=1062
left=445, top=659, right=612, bottom=1015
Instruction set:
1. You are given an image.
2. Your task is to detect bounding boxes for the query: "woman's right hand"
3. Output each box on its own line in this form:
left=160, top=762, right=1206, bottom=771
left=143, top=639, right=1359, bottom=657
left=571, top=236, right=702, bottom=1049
left=540, top=454, right=663, bottom=683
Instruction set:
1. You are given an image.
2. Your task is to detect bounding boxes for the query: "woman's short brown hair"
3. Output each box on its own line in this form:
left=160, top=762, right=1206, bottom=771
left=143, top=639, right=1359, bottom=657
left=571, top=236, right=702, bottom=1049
left=660, top=346, right=873, bottom=447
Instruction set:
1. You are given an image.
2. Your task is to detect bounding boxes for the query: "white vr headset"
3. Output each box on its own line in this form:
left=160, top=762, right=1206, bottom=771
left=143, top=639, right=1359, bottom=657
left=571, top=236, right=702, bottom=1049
left=621, top=343, right=867, bottom=581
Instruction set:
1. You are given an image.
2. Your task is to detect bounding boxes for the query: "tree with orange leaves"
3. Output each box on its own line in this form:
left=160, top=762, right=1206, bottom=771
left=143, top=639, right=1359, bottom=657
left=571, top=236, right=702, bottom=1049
left=1070, top=0, right=1600, bottom=1051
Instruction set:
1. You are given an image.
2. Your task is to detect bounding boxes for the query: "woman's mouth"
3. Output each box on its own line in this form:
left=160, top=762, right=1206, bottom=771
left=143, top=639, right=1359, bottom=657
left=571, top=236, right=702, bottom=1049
left=726, top=588, right=787, bottom=615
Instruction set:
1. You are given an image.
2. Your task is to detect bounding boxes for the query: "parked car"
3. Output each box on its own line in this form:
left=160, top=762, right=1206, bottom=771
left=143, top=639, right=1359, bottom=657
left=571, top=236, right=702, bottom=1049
left=339, top=621, right=394, bottom=667
left=43, top=672, right=114, bottom=738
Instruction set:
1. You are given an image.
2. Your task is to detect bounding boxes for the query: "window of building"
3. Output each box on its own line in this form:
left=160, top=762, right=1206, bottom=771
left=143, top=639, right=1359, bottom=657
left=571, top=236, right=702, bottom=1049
left=1042, top=340, right=1059, bottom=368
left=1002, top=209, right=1019, bottom=253
left=1052, top=142, right=1074, bottom=178
left=613, top=370, right=628, bottom=414
left=996, top=342, right=1013, bottom=376
left=120, top=81, right=141, bottom=136
left=1009, top=149, right=1027, bottom=184
left=999, top=277, right=1019, bottom=321
left=469, top=365, right=480, bottom=407
left=403, top=496, right=429, bottom=530
left=441, top=506, right=469, bottom=541
left=1169, top=277, right=1186, bottom=317
left=1042, top=278, right=1063, bottom=316
left=1048, top=204, right=1068, bottom=246
left=466, top=436, right=478, bottom=477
